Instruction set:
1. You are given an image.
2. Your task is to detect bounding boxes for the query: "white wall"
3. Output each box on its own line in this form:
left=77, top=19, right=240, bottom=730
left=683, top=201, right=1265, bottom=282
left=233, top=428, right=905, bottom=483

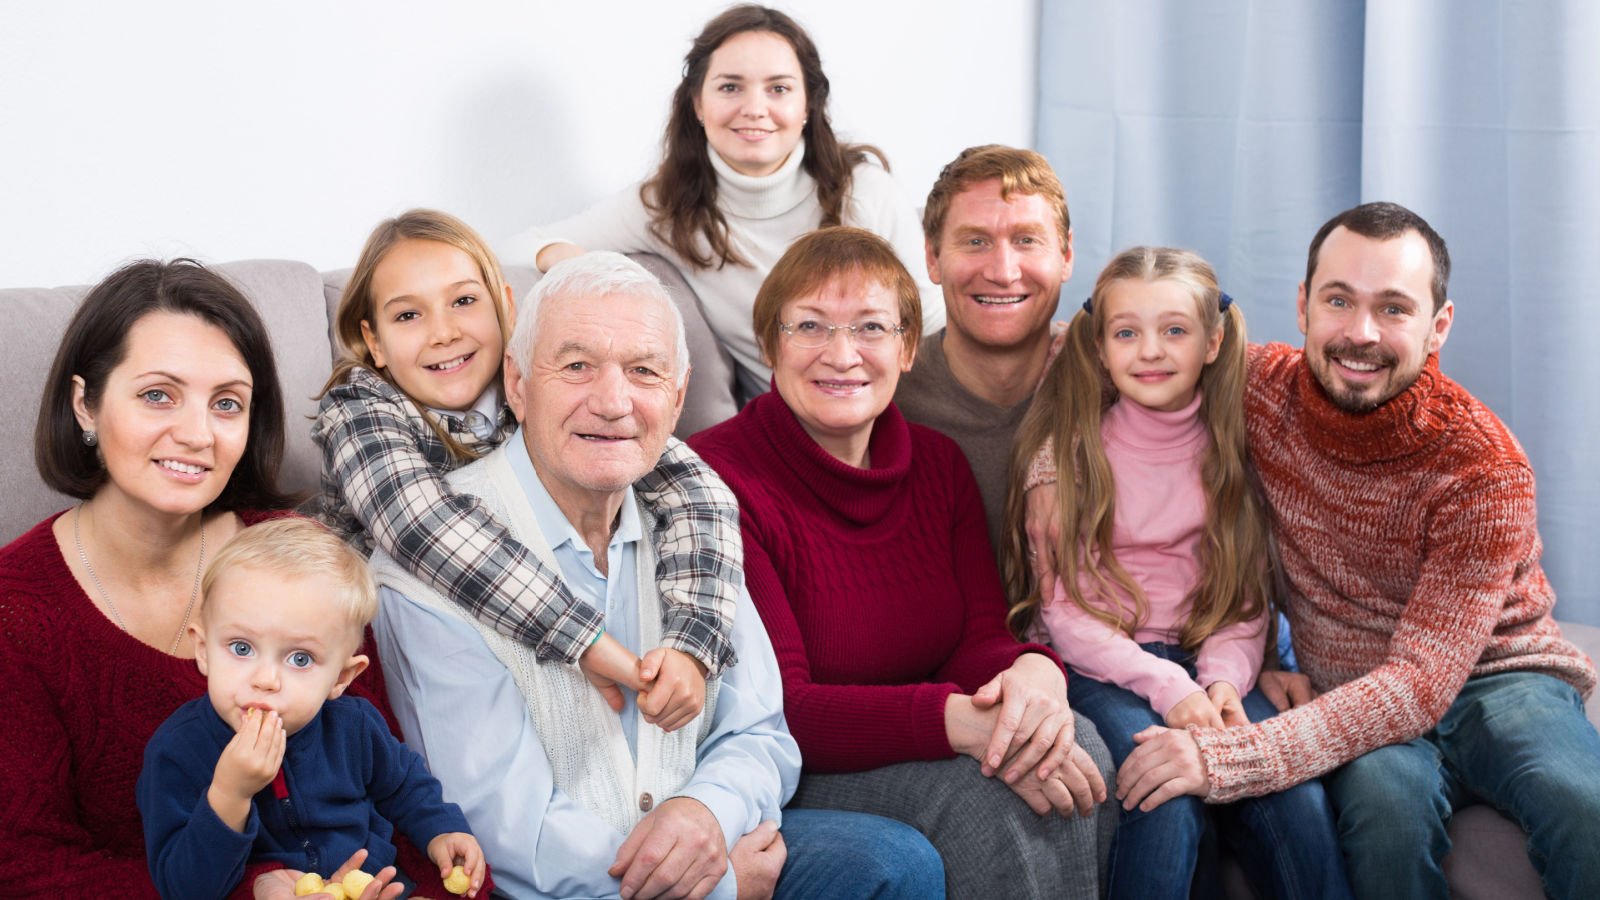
left=0, top=1, right=1038, bottom=288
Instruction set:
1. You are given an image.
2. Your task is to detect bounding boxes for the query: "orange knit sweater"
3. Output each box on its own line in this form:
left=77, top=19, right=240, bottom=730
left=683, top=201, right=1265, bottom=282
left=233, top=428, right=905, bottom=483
left=1191, top=344, right=1596, bottom=802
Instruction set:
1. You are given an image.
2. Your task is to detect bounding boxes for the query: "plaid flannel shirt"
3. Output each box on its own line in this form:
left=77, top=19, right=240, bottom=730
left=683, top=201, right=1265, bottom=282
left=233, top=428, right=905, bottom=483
left=311, top=367, right=740, bottom=672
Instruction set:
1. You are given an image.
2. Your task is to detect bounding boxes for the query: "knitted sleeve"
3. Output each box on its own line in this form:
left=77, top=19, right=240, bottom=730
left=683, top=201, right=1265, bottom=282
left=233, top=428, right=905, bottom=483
left=1192, top=462, right=1538, bottom=802
left=355, top=700, right=474, bottom=852
left=0, top=616, right=156, bottom=892
left=1023, top=434, right=1058, bottom=492
left=931, top=444, right=1062, bottom=691
left=497, top=183, right=659, bottom=269
left=312, top=376, right=604, bottom=665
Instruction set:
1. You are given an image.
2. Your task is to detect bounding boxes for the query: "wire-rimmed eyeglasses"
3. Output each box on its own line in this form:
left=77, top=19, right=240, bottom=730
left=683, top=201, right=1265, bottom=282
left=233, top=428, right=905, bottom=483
left=778, top=318, right=907, bottom=349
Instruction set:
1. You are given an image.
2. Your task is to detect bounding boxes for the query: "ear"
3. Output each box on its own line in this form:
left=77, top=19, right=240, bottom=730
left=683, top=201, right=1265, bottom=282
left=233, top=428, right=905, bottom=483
left=1427, top=299, right=1455, bottom=354
left=1059, top=228, right=1075, bottom=284
left=190, top=623, right=209, bottom=676
left=502, top=282, right=517, bottom=332
left=360, top=320, right=387, bottom=369
left=900, top=338, right=918, bottom=373
left=1295, top=283, right=1310, bottom=336
left=924, top=237, right=943, bottom=285
left=1204, top=316, right=1225, bottom=365
left=669, top=365, right=690, bottom=430
left=71, top=374, right=95, bottom=432
left=503, top=352, right=529, bottom=423
left=327, top=653, right=370, bottom=701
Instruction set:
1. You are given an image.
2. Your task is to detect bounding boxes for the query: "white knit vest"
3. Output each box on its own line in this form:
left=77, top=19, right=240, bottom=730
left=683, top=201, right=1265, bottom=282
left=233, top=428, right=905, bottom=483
left=371, top=447, right=716, bottom=834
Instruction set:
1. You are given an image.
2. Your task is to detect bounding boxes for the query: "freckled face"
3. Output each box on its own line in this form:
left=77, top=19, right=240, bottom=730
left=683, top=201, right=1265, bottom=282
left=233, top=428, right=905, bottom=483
left=928, top=179, right=1072, bottom=353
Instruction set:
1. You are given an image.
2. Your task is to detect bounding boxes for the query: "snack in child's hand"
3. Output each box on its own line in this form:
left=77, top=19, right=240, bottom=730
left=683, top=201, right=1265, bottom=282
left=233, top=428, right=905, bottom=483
left=341, top=869, right=375, bottom=898
left=443, top=865, right=470, bottom=895
left=322, top=885, right=348, bottom=900
left=294, top=872, right=325, bottom=896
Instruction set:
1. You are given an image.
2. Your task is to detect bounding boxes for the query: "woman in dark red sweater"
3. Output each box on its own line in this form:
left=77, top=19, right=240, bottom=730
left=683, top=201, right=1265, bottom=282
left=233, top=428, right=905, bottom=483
left=0, top=261, right=416, bottom=898
left=690, top=228, right=1113, bottom=899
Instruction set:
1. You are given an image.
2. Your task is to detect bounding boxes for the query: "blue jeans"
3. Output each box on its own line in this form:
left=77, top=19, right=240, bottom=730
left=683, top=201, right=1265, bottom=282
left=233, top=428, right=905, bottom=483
left=1069, top=643, right=1351, bottom=900
left=775, top=808, right=945, bottom=899
left=1326, top=670, right=1600, bottom=900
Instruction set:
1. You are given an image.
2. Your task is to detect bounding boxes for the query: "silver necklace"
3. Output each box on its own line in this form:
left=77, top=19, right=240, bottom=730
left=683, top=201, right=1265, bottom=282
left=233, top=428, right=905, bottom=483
left=73, top=503, right=206, bottom=655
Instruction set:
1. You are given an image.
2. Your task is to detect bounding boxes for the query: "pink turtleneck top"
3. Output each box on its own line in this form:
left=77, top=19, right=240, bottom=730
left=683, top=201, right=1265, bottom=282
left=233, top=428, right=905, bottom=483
left=1040, top=392, right=1265, bottom=717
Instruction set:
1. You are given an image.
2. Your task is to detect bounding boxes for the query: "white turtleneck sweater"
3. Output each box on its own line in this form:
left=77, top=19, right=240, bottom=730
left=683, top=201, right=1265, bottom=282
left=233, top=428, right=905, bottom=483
left=501, top=143, right=944, bottom=400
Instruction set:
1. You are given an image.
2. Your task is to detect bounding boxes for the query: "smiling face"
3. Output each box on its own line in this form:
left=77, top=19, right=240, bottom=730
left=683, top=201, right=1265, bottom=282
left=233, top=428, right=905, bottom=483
left=507, top=289, right=686, bottom=517
left=360, top=238, right=507, bottom=412
left=928, top=179, right=1072, bottom=355
left=1099, top=278, right=1223, bottom=412
left=1298, top=226, right=1453, bottom=412
left=694, top=29, right=807, bottom=177
left=770, top=273, right=914, bottom=465
left=72, top=312, right=252, bottom=518
left=194, top=566, right=367, bottom=735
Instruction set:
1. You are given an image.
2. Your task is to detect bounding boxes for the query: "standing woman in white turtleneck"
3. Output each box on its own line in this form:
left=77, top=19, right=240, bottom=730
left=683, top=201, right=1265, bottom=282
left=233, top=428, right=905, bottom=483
left=502, top=4, right=943, bottom=405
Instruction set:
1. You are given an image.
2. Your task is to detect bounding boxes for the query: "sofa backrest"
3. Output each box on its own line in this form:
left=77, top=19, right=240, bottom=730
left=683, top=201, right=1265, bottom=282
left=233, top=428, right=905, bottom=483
left=1, top=255, right=738, bottom=545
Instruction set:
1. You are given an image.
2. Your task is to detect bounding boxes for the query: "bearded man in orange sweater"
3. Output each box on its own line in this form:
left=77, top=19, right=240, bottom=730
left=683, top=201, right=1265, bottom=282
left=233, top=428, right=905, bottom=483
left=1115, top=202, right=1600, bottom=899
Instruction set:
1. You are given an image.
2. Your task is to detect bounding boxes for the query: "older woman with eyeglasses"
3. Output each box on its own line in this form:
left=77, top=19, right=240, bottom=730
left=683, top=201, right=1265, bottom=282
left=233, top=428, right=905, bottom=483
left=690, top=227, right=1114, bottom=899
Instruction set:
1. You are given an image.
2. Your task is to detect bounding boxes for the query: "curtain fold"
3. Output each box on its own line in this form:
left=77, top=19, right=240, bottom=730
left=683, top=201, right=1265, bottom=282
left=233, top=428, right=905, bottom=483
left=1037, top=0, right=1600, bottom=624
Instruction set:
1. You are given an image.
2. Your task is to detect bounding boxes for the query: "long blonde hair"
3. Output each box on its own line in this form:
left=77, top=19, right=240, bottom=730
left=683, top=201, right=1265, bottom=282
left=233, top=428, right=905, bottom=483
left=1003, top=246, right=1269, bottom=649
left=319, top=209, right=513, bottom=462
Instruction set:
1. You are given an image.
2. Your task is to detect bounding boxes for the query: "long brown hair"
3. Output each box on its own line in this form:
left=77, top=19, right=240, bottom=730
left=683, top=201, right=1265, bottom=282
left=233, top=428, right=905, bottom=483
left=642, top=4, right=885, bottom=271
left=319, top=209, right=513, bottom=462
left=1003, top=247, right=1269, bottom=650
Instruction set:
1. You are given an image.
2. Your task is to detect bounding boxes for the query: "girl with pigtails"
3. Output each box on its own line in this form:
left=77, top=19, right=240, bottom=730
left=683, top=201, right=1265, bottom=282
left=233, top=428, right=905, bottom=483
left=1006, top=247, right=1351, bottom=899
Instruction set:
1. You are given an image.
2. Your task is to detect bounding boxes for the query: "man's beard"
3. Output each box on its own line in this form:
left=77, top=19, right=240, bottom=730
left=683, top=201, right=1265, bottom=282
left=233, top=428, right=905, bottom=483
left=1313, top=340, right=1405, bottom=412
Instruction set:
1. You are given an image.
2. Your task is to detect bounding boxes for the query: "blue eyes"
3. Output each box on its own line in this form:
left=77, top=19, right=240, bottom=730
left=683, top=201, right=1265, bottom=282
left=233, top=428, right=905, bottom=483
left=224, top=639, right=314, bottom=669
left=140, top=389, right=171, bottom=404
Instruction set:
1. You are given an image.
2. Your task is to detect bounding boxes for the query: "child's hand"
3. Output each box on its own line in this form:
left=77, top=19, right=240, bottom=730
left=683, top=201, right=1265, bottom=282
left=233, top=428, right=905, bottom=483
left=1205, top=682, right=1249, bottom=726
left=1164, top=691, right=1225, bottom=730
left=427, top=832, right=486, bottom=897
left=579, top=632, right=644, bottom=713
left=208, top=708, right=285, bottom=832
left=637, top=647, right=707, bottom=733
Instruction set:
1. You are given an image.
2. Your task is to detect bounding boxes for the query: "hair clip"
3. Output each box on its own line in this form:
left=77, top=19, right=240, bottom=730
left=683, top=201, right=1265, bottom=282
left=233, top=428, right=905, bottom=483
left=1081, top=295, right=1094, bottom=315
left=1219, top=291, right=1234, bottom=311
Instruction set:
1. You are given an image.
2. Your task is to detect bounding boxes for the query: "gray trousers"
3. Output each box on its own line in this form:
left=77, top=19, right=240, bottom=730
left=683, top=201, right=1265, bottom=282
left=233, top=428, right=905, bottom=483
left=789, top=712, right=1116, bottom=900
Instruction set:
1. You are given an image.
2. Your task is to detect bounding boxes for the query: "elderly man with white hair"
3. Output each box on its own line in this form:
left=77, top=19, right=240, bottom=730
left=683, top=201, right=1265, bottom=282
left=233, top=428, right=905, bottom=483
left=373, top=252, right=942, bottom=899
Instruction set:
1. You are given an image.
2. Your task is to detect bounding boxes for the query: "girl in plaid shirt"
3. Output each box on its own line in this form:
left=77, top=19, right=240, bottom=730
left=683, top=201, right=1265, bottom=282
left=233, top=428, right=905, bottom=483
left=313, top=209, right=739, bottom=728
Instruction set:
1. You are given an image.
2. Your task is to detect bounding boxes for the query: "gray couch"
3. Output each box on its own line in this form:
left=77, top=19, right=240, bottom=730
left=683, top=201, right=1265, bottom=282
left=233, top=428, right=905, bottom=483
left=2, top=258, right=1596, bottom=899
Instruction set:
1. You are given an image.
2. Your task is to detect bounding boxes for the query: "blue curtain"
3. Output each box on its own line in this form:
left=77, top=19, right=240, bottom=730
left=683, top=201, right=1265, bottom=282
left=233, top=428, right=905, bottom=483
left=1037, top=0, right=1600, bottom=624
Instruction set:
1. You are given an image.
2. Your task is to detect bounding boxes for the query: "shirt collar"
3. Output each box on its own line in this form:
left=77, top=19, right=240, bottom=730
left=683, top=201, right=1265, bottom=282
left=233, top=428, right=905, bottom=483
left=503, top=426, right=642, bottom=559
left=429, top=384, right=507, bottom=442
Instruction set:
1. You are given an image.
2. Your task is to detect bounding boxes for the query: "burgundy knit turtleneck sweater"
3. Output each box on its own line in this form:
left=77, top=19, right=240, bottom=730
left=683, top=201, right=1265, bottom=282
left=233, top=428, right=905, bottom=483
left=1191, top=344, right=1596, bottom=802
left=690, top=390, right=1059, bottom=773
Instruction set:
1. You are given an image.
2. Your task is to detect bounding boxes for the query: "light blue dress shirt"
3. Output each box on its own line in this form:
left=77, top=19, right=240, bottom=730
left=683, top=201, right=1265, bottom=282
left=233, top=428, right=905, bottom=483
left=374, top=431, right=800, bottom=899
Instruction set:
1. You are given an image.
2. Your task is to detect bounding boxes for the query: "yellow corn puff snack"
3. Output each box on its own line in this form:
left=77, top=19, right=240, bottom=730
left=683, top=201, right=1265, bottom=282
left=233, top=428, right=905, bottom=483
left=443, top=864, right=470, bottom=895
left=341, top=869, right=375, bottom=898
left=294, top=872, right=325, bottom=896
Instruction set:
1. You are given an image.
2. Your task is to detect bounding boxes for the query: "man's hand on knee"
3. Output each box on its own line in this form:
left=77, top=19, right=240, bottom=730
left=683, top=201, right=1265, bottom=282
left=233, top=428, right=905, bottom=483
left=609, top=797, right=728, bottom=899
left=730, top=820, right=784, bottom=900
